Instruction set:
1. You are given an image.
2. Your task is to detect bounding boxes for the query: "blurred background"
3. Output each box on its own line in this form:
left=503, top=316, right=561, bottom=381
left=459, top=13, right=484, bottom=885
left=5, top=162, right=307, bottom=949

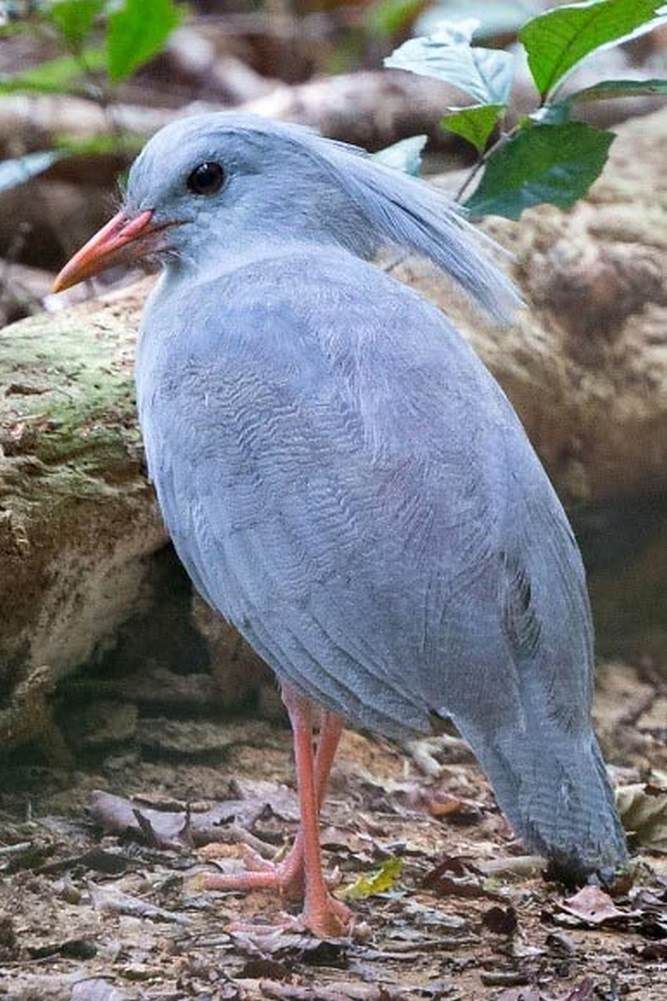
left=1, top=0, right=666, bottom=321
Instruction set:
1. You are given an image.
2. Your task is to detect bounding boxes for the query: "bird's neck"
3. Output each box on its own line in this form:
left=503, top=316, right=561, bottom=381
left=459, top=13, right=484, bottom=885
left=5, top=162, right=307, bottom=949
left=165, top=227, right=374, bottom=285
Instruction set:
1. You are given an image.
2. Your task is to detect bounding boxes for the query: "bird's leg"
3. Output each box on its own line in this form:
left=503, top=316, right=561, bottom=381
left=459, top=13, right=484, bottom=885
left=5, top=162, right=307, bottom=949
left=282, top=686, right=351, bottom=937
left=269, top=707, right=344, bottom=895
left=199, top=702, right=344, bottom=906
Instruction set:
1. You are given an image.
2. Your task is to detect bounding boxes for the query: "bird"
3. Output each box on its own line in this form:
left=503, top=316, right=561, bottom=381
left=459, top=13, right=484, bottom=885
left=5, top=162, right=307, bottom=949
left=54, top=112, right=627, bottom=937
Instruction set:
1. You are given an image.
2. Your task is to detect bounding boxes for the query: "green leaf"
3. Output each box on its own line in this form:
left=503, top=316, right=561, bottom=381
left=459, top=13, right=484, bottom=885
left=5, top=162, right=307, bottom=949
left=373, top=135, right=427, bottom=175
left=107, top=0, right=182, bottom=83
left=368, top=0, right=426, bottom=38
left=385, top=20, right=515, bottom=105
left=49, top=0, right=105, bottom=47
left=341, top=857, right=404, bottom=900
left=54, top=132, right=144, bottom=156
left=519, top=0, right=667, bottom=98
left=0, top=21, right=33, bottom=38
left=465, top=121, right=614, bottom=220
left=0, top=150, right=64, bottom=193
left=0, top=49, right=106, bottom=95
left=563, top=76, right=667, bottom=103
left=441, top=103, right=504, bottom=153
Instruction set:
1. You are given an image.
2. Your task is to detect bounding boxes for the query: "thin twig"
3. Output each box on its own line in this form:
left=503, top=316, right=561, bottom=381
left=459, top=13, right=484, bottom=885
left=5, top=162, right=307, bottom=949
left=455, top=128, right=515, bottom=203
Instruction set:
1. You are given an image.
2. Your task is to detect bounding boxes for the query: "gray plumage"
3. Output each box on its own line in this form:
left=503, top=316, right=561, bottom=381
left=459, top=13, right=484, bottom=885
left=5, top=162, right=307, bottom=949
left=130, top=112, right=626, bottom=880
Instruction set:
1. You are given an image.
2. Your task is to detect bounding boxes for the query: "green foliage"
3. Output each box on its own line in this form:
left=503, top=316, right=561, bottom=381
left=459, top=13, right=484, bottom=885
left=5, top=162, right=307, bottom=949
left=0, top=49, right=106, bottom=94
left=341, top=857, right=404, bottom=900
left=562, top=77, right=667, bottom=105
left=0, top=150, right=63, bottom=192
left=54, top=133, right=144, bottom=156
left=386, top=20, right=514, bottom=105
left=107, top=0, right=183, bottom=82
left=0, top=0, right=183, bottom=187
left=1, top=0, right=183, bottom=89
left=465, top=122, right=614, bottom=219
left=368, top=0, right=426, bottom=39
left=386, top=0, right=667, bottom=220
left=49, top=0, right=105, bottom=48
left=373, top=135, right=427, bottom=175
left=441, top=103, right=504, bottom=153
left=519, top=0, right=667, bottom=98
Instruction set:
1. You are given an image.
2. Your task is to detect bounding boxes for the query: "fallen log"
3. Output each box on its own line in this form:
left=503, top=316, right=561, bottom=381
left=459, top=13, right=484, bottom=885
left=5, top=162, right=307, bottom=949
left=3, top=53, right=666, bottom=167
left=0, top=72, right=459, bottom=165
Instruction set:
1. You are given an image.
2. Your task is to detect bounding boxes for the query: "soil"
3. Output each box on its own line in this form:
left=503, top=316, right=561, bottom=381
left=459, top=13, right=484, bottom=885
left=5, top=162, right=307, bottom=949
left=0, top=661, right=665, bottom=1001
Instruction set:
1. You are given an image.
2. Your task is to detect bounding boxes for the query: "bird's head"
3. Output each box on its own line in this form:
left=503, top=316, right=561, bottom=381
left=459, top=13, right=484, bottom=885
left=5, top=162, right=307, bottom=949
left=53, top=112, right=519, bottom=320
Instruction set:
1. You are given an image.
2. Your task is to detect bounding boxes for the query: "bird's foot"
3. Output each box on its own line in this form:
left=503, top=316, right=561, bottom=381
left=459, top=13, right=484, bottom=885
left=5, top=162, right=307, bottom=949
left=226, top=893, right=352, bottom=940
left=301, top=893, right=352, bottom=938
left=199, top=842, right=305, bottom=901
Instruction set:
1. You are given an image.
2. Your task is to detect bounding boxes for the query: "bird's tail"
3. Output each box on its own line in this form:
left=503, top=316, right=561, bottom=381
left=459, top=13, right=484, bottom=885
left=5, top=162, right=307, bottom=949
left=457, top=719, right=627, bottom=882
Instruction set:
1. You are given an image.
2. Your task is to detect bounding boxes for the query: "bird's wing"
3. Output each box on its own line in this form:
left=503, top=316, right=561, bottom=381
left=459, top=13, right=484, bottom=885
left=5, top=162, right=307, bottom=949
left=138, top=250, right=593, bottom=740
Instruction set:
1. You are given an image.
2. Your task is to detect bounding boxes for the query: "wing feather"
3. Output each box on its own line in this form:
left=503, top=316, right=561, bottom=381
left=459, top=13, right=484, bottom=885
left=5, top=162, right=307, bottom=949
left=138, top=250, right=592, bottom=739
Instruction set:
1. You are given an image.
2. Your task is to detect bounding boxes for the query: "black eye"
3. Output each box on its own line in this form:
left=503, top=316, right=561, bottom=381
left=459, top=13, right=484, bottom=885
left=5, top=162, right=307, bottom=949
left=187, top=161, right=224, bottom=196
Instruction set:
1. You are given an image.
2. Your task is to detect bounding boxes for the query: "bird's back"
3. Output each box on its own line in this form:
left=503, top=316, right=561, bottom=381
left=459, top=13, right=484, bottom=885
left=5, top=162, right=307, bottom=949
left=138, top=246, right=587, bottom=732
left=137, top=244, right=626, bottom=876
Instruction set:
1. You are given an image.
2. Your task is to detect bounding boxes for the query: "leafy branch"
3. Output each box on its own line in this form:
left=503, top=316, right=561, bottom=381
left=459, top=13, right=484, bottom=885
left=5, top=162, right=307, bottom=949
left=0, top=0, right=182, bottom=188
left=384, top=0, right=667, bottom=219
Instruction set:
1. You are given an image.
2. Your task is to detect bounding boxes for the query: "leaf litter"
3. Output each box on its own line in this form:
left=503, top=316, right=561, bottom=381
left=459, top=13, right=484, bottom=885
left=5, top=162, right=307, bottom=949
left=0, top=661, right=666, bottom=999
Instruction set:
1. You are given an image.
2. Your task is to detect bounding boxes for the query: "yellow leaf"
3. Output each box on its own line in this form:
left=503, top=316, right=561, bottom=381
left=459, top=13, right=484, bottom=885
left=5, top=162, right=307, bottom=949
left=340, top=857, right=404, bottom=900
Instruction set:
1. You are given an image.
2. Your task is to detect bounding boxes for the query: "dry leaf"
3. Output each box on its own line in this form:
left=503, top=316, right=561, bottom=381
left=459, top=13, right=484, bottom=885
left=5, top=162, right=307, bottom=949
left=71, top=979, right=131, bottom=1001
left=423, top=854, right=503, bottom=901
left=559, top=885, right=637, bottom=926
left=87, top=882, right=190, bottom=925
left=562, top=977, right=596, bottom=1001
left=482, top=905, right=518, bottom=935
left=425, top=792, right=483, bottom=824
left=616, top=783, right=667, bottom=853
left=495, top=991, right=542, bottom=1001
left=89, top=783, right=299, bottom=850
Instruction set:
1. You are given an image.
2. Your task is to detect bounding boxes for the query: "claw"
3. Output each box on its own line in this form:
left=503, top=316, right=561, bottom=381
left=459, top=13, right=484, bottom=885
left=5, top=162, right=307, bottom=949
left=226, top=895, right=353, bottom=940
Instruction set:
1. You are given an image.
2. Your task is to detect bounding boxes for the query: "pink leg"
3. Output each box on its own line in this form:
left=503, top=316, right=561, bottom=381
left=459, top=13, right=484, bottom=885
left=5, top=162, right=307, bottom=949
left=277, top=708, right=344, bottom=895
left=200, top=699, right=344, bottom=908
left=282, top=687, right=350, bottom=937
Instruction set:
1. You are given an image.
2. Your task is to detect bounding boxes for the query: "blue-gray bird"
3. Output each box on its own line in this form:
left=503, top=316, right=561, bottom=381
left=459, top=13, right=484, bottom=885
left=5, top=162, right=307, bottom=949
left=54, top=113, right=627, bottom=937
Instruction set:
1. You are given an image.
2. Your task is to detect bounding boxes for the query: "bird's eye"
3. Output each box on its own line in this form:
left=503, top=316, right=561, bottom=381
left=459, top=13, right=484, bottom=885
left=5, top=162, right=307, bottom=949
left=187, top=161, right=225, bottom=196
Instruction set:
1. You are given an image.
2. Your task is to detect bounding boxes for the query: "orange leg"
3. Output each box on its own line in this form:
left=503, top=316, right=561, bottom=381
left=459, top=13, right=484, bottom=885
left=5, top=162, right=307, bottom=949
left=200, top=693, right=348, bottom=934
left=273, top=706, right=344, bottom=897
left=282, top=687, right=350, bottom=936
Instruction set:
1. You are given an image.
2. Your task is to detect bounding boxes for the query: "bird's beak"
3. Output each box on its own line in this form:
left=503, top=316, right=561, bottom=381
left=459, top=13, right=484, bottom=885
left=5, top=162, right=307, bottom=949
left=52, top=209, right=159, bottom=292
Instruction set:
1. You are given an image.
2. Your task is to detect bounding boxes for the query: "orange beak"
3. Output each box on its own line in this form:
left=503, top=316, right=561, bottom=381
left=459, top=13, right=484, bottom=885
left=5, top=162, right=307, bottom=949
left=52, top=209, right=158, bottom=293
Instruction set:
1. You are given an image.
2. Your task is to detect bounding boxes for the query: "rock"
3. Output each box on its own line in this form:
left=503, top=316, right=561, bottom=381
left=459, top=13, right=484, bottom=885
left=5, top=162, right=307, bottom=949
left=399, top=108, right=667, bottom=508
left=136, top=716, right=278, bottom=758
left=191, top=596, right=276, bottom=713
left=0, top=281, right=166, bottom=723
left=2, top=108, right=667, bottom=752
left=70, top=700, right=138, bottom=749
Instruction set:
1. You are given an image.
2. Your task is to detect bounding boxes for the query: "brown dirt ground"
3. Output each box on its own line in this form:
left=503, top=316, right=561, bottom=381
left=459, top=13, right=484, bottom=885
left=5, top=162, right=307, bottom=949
left=0, top=661, right=665, bottom=1001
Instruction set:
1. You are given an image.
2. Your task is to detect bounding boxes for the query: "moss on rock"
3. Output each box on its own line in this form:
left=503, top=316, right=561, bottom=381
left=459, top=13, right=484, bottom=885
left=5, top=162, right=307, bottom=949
left=0, top=281, right=166, bottom=714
